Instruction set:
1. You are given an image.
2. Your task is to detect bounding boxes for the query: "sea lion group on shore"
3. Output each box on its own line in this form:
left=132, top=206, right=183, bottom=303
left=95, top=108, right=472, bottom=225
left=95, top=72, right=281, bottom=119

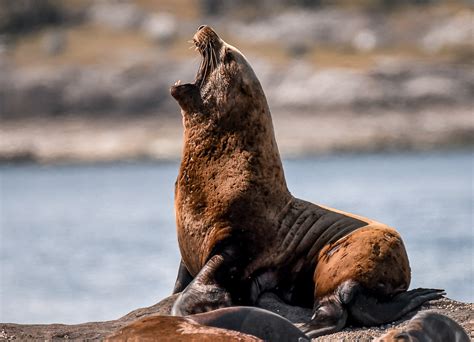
left=107, top=308, right=469, bottom=341
left=109, top=26, right=468, bottom=341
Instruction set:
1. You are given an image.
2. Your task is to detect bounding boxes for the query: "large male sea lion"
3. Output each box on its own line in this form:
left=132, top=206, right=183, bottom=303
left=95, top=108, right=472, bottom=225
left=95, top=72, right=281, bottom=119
left=169, top=25, right=444, bottom=338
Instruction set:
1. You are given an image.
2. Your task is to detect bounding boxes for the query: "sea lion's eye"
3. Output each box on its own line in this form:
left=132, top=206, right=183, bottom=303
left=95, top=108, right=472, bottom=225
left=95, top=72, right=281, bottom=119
left=224, top=49, right=234, bottom=64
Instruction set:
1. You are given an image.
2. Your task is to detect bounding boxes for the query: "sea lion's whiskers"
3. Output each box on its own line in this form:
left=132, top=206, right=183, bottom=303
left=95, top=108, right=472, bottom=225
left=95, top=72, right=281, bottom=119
left=195, top=52, right=207, bottom=85
left=200, top=50, right=210, bottom=88
left=208, top=43, right=213, bottom=69
left=209, top=42, right=216, bottom=72
left=210, top=44, right=220, bottom=85
left=193, top=38, right=206, bottom=86
left=188, top=39, right=196, bottom=50
left=201, top=40, right=217, bottom=85
left=211, top=44, right=218, bottom=70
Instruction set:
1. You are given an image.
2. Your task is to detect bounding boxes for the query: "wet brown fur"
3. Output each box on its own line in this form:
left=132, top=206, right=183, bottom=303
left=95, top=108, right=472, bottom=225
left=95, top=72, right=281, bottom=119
left=315, top=226, right=410, bottom=298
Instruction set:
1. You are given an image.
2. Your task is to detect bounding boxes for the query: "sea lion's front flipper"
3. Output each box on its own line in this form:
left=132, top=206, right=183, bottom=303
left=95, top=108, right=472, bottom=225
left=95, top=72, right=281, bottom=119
left=171, top=254, right=233, bottom=316
left=172, top=259, right=194, bottom=294
left=300, top=281, right=355, bottom=338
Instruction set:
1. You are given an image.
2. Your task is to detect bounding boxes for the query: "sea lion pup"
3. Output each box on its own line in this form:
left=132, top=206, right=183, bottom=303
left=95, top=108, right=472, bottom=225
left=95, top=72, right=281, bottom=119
left=169, top=25, right=444, bottom=338
left=376, top=311, right=470, bottom=342
left=105, top=306, right=309, bottom=342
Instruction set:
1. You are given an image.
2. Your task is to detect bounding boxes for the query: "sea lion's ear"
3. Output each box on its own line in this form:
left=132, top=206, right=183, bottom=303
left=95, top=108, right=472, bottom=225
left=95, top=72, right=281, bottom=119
left=170, top=83, right=203, bottom=113
left=240, top=82, right=251, bottom=97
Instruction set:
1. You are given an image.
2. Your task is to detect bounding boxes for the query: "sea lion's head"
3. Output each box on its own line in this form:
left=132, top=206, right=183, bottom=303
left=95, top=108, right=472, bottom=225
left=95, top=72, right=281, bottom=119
left=170, top=26, right=268, bottom=128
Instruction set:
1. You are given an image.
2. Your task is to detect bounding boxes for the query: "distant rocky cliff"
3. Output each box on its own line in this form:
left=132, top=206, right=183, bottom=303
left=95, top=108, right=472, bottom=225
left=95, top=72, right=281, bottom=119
left=1, top=58, right=473, bottom=118
left=1, top=1, right=472, bottom=162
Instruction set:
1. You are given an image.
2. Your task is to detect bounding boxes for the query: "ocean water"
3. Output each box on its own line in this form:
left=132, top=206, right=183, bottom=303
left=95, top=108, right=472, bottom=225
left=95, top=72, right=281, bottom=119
left=0, top=151, right=472, bottom=324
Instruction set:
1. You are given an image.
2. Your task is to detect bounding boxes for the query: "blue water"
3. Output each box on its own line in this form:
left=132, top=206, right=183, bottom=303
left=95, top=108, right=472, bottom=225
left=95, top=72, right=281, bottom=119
left=0, top=151, right=472, bottom=324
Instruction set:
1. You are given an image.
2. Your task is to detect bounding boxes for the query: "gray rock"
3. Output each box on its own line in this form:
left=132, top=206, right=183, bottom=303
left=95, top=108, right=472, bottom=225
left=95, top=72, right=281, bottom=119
left=403, top=75, right=465, bottom=103
left=421, top=12, right=473, bottom=53
left=41, top=29, right=66, bottom=56
left=141, top=12, right=178, bottom=45
left=352, top=28, right=378, bottom=52
left=263, top=63, right=385, bottom=109
left=229, top=9, right=370, bottom=47
left=88, top=0, right=146, bottom=30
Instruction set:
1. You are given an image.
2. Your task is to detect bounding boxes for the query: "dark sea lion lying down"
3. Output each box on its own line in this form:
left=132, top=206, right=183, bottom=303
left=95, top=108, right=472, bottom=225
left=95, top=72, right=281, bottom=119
left=105, top=306, right=309, bottom=342
left=377, top=311, right=470, bottom=342
left=169, top=25, right=444, bottom=338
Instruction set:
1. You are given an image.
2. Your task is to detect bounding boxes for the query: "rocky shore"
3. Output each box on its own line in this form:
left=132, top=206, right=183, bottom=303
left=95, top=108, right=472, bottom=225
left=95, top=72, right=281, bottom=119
left=1, top=295, right=472, bottom=341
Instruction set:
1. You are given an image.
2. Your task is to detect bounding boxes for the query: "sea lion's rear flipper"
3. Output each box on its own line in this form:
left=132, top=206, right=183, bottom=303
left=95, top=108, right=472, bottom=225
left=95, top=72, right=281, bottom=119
left=171, top=254, right=234, bottom=316
left=301, top=281, right=445, bottom=338
left=348, top=287, right=446, bottom=326
left=172, top=259, right=194, bottom=294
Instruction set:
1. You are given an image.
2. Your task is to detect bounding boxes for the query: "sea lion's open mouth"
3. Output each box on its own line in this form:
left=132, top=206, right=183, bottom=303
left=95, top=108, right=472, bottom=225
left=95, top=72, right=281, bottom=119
left=170, top=26, right=223, bottom=107
left=192, top=25, right=223, bottom=88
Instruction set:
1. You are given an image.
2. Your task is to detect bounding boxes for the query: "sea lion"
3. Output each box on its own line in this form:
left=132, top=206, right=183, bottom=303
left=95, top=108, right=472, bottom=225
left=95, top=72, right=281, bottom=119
left=191, top=306, right=309, bottom=341
left=376, top=311, right=470, bottom=342
left=169, top=25, right=444, bottom=338
left=105, top=306, right=309, bottom=342
left=105, top=315, right=260, bottom=342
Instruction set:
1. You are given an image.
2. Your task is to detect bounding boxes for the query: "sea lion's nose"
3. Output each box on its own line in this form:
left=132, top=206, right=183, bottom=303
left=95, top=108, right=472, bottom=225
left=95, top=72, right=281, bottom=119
left=198, top=25, right=206, bottom=31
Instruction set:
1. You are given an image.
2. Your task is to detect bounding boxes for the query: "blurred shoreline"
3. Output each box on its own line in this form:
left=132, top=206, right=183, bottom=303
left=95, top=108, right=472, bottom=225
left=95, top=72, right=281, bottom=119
left=1, top=105, right=472, bottom=164
left=1, top=0, right=473, bottom=164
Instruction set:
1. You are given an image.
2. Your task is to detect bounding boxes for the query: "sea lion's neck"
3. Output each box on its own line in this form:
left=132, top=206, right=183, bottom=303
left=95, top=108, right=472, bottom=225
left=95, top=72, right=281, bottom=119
left=175, top=107, right=291, bottom=270
left=182, top=105, right=287, bottom=187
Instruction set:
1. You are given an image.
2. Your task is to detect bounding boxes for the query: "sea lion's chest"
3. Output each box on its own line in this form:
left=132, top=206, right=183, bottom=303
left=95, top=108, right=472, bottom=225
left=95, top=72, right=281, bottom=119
left=175, top=145, right=260, bottom=274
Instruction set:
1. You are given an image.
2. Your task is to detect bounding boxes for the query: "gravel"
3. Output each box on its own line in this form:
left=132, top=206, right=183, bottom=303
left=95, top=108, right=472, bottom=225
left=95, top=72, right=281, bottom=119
left=0, top=296, right=471, bottom=341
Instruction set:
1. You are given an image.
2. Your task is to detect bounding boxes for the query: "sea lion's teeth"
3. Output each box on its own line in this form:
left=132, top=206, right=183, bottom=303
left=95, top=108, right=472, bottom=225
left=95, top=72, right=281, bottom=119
left=175, top=80, right=181, bottom=86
